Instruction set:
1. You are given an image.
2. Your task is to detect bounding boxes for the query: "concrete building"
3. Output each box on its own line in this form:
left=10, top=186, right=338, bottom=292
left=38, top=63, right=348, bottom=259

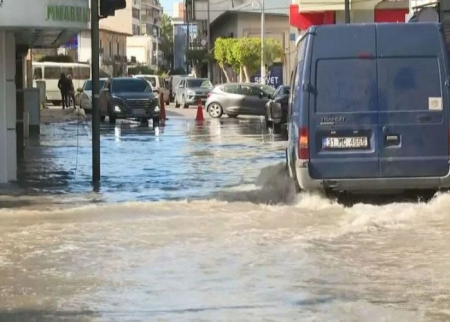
left=204, top=0, right=294, bottom=85
left=0, top=0, right=90, bottom=183
left=173, top=2, right=185, bottom=20
left=140, top=0, right=163, bottom=37
left=127, top=35, right=159, bottom=68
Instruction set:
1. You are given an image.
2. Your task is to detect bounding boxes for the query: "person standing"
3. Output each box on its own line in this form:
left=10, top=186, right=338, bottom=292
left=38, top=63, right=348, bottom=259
left=67, top=75, right=76, bottom=108
left=57, top=73, right=69, bottom=109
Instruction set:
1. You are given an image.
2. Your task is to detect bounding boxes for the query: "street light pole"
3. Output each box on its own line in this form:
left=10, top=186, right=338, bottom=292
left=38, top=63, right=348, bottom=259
left=260, top=0, right=265, bottom=84
left=206, top=0, right=211, bottom=80
left=91, top=0, right=101, bottom=185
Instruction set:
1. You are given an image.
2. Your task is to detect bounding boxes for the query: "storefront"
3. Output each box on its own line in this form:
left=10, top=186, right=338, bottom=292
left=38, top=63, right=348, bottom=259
left=0, top=0, right=89, bottom=183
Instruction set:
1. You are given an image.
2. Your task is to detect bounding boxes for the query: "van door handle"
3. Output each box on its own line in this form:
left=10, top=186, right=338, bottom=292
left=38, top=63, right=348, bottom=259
left=417, top=115, right=432, bottom=123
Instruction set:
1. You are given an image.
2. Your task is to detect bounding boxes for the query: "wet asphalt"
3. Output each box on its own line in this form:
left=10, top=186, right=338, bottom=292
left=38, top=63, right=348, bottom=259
left=3, top=104, right=288, bottom=205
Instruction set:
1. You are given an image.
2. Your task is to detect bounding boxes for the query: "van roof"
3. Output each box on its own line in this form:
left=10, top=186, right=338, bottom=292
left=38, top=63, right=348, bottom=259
left=308, top=22, right=443, bottom=58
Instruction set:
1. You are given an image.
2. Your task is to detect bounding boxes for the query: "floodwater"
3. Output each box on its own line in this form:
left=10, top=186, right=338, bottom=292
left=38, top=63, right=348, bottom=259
left=1, top=114, right=450, bottom=321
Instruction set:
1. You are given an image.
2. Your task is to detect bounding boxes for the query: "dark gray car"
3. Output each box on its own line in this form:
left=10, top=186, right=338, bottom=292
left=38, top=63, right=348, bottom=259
left=99, top=77, right=160, bottom=125
left=205, top=83, right=276, bottom=118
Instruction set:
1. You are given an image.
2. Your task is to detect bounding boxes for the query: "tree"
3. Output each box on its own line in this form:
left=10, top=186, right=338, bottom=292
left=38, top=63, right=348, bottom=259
left=160, top=14, right=174, bottom=70
left=186, top=49, right=208, bottom=77
left=213, top=37, right=283, bottom=83
left=214, top=38, right=232, bottom=82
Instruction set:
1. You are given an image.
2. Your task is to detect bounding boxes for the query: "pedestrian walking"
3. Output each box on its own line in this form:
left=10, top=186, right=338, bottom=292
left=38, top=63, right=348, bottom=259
left=57, top=73, right=70, bottom=109
left=67, top=75, right=76, bottom=108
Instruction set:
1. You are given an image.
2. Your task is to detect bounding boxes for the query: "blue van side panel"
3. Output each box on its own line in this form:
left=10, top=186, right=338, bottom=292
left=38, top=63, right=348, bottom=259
left=376, top=23, right=449, bottom=178
left=308, top=25, right=380, bottom=179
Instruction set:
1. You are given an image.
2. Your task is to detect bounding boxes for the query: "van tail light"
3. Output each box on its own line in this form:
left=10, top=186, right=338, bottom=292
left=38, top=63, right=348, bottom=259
left=298, top=127, right=310, bottom=159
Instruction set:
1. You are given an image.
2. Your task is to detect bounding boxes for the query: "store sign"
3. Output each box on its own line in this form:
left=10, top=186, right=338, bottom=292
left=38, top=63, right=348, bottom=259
left=46, top=5, right=90, bottom=23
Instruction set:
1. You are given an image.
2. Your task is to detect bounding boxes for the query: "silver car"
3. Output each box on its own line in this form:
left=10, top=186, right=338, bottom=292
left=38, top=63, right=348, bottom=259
left=174, top=78, right=213, bottom=108
left=205, top=83, right=276, bottom=118
left=76, top=78, right=107, bottom=112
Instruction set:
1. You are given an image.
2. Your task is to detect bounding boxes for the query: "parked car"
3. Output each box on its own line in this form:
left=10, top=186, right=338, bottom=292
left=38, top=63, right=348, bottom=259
left=169, top=75, right=192, bottom=102
left=205, top=83, right=276, bottom=118
left=98, top=77, right=160, bottom=125
left=76, top=78, right=107, bottom=113
left=133, top=74, right=170, bottom=105
left=174, top=78, right=213, bottom=108
left=286, top=22, right=450, bottom=198
left=265, top=85, right=290, bottom=127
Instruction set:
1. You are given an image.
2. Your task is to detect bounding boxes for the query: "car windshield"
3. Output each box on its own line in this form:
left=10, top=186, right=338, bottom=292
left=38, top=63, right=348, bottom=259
left=113, top=79, right=151, bottom=92
left=257, top=84, right=276, bottom=95
left=186, top=79, right=212, bottom=88
left=84, top=80, right=105, bottom=91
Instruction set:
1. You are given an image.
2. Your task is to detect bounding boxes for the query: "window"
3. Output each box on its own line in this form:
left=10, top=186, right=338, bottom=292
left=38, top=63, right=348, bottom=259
left=44, top=66, right=61, bottom=79
left=316, top=59, right=376, bottom=113
left=143, top=76, right=157, bottom=87
left=222, top=84, right=239, bottom=94
left=256, top=84, right=276, bottom=95
left=272, top=86, right=282, bottom=98
left=84, top=80, right=106, bottom=91
left=132, top=8, right=140, bottom=19
left=73, top=67, right=90, bottom=80
left=378, top=57, right=441, bottom=112
left=186, top=79, right=213, bottom=88
left=112, top=79, right=151, bottom=93
left=240, top=85, right=263, bottom=97
left=33, top=67, right=43, bottom=80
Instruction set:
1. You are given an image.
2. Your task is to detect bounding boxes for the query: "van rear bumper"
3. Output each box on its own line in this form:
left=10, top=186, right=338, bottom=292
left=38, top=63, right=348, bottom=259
left=295, top=161, right=450, bottom=192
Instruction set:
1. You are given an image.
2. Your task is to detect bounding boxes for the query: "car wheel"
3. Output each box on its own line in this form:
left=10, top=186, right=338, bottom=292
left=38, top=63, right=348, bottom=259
left=208, top=103, right=223, bottom=118
left=153, top=116, right=160, bottom=127
left=182, top=96, right=189, bottom=109
left=227, top=114, right=238, bottom=118
left=175, top=97, right=180, bottom=108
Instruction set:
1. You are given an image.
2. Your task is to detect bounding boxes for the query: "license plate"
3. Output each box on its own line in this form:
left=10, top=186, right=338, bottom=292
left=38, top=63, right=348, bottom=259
left=132, top=109, right=145, bottom=115
left=322, top=137, right=368, bottom=149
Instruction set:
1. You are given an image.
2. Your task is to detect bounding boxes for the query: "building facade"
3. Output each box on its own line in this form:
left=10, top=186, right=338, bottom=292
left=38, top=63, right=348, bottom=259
left=0, top=0, right=90, bottom=183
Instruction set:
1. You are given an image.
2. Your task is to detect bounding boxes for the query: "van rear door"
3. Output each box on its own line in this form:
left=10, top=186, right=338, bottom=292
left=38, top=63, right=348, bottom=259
left=377, top=24, right=449, bottom=178
left=309, top=25, right=380, bottom=179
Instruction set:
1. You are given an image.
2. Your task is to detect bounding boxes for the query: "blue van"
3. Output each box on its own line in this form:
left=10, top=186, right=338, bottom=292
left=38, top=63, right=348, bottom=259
left=286, top=23, right=450, bottom=195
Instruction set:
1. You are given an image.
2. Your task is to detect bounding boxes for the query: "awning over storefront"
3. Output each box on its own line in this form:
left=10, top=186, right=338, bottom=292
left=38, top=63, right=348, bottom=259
left=289, top=4, right=335, bottom=30
left=0, top=0, right=89, bottom=47
left=374, top=9, right=409, bottom=22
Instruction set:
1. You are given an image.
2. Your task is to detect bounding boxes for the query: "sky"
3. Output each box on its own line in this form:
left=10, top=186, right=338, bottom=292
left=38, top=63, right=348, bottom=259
left=161, top=0, right=176, bottom=16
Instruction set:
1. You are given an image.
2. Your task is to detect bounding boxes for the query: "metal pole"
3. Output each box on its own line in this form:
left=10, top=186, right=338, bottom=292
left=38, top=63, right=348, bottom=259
left=186, top=0, right=190, bottom=75
left=206, top=0, right=211, bottom=80
left=91, top=0, right=101, bottom=184
left=260, top=0, right=265, bottom=84
left=344, top=0, right=350, bottom=23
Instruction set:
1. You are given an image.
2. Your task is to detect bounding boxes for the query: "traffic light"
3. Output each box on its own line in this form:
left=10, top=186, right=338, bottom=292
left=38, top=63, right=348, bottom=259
left=99, top=0, right=126, bottom=19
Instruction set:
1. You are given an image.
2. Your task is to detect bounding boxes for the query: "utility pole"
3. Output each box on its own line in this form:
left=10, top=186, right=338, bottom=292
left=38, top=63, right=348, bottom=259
left=91, top=0, right=101, bottom=184
left=344, top=0, right=350, bottom=23
left=186, top=0, right=190, bottom=75
left=206, top=0, right=211, bottom=80
left=260, top=0, right=265, bottom=84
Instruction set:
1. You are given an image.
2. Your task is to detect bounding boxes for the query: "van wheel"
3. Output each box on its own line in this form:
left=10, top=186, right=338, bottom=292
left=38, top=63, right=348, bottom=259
left=289, top=151, right=301, bottom=193
left=175, top=98, right=180, bottom=108
left=108, top=106, right=116, bottom=124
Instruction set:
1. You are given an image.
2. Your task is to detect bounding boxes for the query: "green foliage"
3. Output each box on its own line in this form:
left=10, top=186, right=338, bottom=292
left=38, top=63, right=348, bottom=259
left=186, top=49, right=208, bottom=65
left=214, top=38, right=228, bottom=68
left=38, top=55, right=74, bottom=63
left=160, top=14, right=174, bottom=69
left=127, top=65, right=155, bottom=75
left=264, top=38, right=283, bottom=67
left=233, top=37, right=260, bottom=77
left=213, top=37, right=283, bottom=78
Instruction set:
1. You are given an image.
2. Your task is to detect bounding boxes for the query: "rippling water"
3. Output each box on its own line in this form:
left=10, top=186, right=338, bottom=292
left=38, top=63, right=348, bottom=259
left=1, top=164, right=450, bottom=321
left=2, top=116, right=450, bottom=320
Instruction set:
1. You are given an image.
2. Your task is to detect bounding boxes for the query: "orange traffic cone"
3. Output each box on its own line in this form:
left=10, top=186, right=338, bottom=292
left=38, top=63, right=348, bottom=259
left=195, top=98, right=204, bottom=122
left=159, top=92, right=166, bottom=126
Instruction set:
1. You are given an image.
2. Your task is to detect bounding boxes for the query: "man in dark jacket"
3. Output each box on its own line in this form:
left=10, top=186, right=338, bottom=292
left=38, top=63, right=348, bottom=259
left=57, top=73, right=69, bottom=109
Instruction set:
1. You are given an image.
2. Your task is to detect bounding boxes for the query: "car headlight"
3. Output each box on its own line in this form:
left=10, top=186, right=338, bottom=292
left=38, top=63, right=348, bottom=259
left=187, top=90, right=195, bottom=96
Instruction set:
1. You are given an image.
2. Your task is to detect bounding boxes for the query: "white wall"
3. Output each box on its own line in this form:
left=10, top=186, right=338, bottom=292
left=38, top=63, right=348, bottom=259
left=78, top=31, right=92, bottom=63
left=0, top=31, right=17, bottom=183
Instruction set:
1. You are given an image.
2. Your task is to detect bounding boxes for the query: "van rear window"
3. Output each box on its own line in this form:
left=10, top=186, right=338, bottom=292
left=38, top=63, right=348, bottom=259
left=316, top=59, right=376, bottom=113
left=378, top=58, right=441, bottom=112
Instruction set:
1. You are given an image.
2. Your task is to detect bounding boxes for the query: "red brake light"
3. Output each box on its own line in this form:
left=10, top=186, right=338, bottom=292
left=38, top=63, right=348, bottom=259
left=358, top=52, right=372, bottom=59
left=298, top=127, right=309, bottom=159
